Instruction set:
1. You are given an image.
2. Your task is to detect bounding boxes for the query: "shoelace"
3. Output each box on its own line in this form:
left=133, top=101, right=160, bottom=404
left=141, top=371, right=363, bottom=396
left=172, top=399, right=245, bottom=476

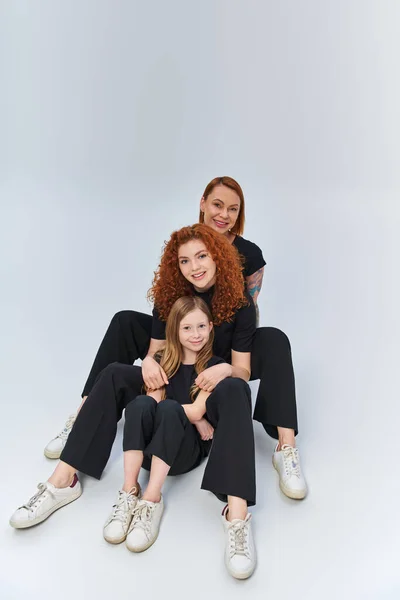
left=129, top=502, right=155, bottom=539
left=282, top=445, right=301, bottom=478
left=57, top=415, right=76, bottom=440
left=106, top=491, right=134, bottom=525
left=21, top=483, right=50, bottom=512
left=228, top=520, right=250, bottom=559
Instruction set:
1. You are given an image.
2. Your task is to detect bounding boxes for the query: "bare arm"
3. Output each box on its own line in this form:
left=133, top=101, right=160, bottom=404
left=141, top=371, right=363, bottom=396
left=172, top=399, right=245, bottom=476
left=230, top=350, right=251, bottom=381
left=146, top=338, right=166, bottom=358
left=246, top=267, right=264, bottom=306
left=182, top=389, right=211, bottom=422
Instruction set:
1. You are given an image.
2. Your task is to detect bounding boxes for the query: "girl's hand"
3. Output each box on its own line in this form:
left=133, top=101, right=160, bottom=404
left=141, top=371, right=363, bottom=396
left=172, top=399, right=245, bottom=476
left=142, top=356, right=169, bottom=389
left=195, top=363, right=232, bottom=392
left=194, top=418, right=214, bottom=441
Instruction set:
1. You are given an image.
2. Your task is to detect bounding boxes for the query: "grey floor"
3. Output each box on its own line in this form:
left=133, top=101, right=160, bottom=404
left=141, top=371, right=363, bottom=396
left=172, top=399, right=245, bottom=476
left=1, top=304, right=399, bottom=599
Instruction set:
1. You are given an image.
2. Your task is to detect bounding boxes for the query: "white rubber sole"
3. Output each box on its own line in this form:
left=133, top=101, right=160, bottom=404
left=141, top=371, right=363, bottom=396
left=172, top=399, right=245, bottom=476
left=272, top=456, right=308, bottom=500
left=103, top=532, right=129, bottom=545
left=126, top=529, right=160, bottom=553
left=9, top=487, right=82, bottom=529
left=44, top=447, right=62, bottom=459
left=225, top=558, right=256, bottom=580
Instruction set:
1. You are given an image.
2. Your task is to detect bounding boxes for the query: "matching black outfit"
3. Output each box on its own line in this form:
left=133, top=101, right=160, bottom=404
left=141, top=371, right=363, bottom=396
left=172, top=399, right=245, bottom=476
left=60, top=233, right=297, bottom=508
left=61, top=358, right=256, bottom=506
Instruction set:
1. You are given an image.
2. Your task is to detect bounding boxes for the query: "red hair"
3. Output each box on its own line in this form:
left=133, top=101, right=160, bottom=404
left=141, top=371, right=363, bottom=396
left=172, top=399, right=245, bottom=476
left=199, top=176, right=246, bottom=235
left=148, top=224, right=247, bottom=325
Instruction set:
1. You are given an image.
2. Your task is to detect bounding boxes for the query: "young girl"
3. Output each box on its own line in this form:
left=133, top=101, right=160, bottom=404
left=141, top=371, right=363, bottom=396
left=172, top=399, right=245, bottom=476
left=10, top=296, right=257, bottom=580
left=44, top=182, right=307, bottom=504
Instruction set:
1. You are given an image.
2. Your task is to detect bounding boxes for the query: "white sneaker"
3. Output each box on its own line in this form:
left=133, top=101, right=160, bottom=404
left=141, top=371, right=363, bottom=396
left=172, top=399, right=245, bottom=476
left=44, top=414, right=76, bottom=459
left=222, top=506, right=256, bottom=580
left=103, top=485, right=141, bottom=544
left=9, top=474, right=82, bottom=529
left=126, top=496, right=164, bottom=553
left=273, top=444, right=308, bottom=499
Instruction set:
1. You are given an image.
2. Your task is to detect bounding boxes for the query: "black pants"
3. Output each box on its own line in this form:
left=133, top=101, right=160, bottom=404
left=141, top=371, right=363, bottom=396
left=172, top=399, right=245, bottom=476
left=63, top=363, right=256, bottom=506
left=82, top=311, right=298, bottom=439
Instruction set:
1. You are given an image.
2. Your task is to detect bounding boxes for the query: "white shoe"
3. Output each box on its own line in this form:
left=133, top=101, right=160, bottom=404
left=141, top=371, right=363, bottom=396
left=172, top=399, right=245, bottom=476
left=9, top=475, right=82, bottom=529
left=103, top=485, right=141, bottom=544
left=273, top=444, right=308, bottom=499
left=222, top=506, right=256, bottom=580
left=126, top=496, right=164, bottom=553
left=44, top=414, right=76, bottom=459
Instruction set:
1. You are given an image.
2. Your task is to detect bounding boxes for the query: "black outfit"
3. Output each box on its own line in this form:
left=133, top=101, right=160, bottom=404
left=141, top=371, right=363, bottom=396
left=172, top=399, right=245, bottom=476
left=63, top=359, right=256, bottom=506
left=232, top=235, right=266, bottom=278
left=152, top=289, right=255, bottom=364
left=81, top=236, right=298, bottom=439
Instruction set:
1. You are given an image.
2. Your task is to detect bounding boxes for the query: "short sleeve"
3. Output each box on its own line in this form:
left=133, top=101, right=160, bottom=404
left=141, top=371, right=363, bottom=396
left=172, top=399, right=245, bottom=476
left=151, top=306, right=166, bottom=340
left=244, top=241, right=266, bottom=278
left=207, top=356, right=226, bottom=367
left=231, top=295, right=256, bottom=353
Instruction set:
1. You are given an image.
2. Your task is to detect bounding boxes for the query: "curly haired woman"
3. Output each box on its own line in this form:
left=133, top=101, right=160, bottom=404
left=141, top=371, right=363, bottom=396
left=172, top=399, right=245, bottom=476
left=10, top=234, right=257, bottom=580
left=44, top=177, right=307, bottom=501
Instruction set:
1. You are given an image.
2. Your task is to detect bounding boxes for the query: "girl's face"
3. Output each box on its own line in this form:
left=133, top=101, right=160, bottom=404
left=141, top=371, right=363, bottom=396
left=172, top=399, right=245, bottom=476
left=178, top=239, right=217, bottom=292
left=200, top=184, right=241, bottom=236
left=178, top=308, right=213, bottom=352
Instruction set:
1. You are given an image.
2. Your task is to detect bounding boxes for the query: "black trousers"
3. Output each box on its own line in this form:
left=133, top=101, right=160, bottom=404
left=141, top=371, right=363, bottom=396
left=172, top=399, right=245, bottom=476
left=63, top=363, right=256, bottom=506
left=82, top=311, right=298, bottom=439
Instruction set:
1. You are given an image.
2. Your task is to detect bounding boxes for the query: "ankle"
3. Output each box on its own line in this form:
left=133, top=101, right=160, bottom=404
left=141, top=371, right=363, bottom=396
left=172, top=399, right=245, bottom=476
left=227, top=497, right=248, bottom=522
left=122, top=482, right=139, bottom=494
left=48, top=473, right=75, bottom=488
left=142, top=491, right=161, bottom=503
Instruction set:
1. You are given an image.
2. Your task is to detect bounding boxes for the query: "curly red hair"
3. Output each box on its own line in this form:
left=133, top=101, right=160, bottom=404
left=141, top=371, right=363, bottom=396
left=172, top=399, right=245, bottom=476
left=148, top=224, right=247, bottom=325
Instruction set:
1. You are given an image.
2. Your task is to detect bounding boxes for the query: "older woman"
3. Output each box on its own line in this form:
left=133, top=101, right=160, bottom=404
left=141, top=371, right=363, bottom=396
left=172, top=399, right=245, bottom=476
left=45, top=177, right=307, bottom=500
left=10, top=225, right=257, bottom=580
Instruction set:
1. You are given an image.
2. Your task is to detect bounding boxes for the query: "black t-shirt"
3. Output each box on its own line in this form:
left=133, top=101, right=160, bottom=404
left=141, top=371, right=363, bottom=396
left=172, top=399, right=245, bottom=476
left=152, top=287, right=256, bottom=363
left=166, top=356, right=225, bottom=405
left=233, top=235, right=266, bottom=278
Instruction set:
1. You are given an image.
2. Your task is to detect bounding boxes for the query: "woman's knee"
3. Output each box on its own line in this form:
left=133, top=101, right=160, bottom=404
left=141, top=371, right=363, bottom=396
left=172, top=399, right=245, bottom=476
left=100, top=361, right=129, bottom=378
left=214, top=377, right=251, bottom=396
left=255, top=326, right=291, bottom=351
left=110, top=310, right=139, bottom=329
left=210, top=378, right=252, bottom=410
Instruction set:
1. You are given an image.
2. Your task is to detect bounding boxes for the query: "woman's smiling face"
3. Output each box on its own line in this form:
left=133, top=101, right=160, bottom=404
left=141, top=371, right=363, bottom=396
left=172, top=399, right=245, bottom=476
left=200, top=184, right=241, bottom=236
left=178, top=239, right=217, bottom=292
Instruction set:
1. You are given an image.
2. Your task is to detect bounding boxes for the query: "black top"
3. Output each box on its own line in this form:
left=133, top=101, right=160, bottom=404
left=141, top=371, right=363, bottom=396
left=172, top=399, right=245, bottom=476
left=233, top=235, right=266, bottom=278
left=166, top=356, right=225, bottom=405
left=152, top=287, right=256, bottom=363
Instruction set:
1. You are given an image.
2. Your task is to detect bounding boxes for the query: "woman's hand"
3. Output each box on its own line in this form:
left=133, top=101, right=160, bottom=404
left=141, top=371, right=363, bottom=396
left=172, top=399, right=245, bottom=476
left=195, top=363, right=232, bottom=392
left=194, top=418, right=214, bottom=441
left=141, top=356, right=169, bottom=390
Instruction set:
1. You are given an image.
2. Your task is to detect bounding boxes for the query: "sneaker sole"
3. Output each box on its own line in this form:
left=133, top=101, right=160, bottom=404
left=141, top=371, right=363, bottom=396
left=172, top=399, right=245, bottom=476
left=226, top=560, right=256, bottom=580
left=126, top=529, right=160, bottom=553
left=103, top=532, right=128, bottom=545
left=9, top=487, right=83, bottom=529
left=44, top=448, right=62, bottom=459
left=272, top=456, right=307, bottom=500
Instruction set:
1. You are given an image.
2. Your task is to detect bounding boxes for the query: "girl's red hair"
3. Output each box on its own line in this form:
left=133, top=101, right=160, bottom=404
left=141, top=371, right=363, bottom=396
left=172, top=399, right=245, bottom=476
left=148, top=224, right=247, bottom=325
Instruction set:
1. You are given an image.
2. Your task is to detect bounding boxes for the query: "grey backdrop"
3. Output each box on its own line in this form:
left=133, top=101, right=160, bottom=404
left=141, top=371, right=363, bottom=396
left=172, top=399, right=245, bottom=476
left=1, top=1, right=399, bottom=599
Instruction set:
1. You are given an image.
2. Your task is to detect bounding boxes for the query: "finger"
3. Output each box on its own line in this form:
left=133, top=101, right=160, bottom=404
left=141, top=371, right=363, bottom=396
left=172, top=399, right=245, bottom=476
left=161, top=367, right=169, bottom=385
